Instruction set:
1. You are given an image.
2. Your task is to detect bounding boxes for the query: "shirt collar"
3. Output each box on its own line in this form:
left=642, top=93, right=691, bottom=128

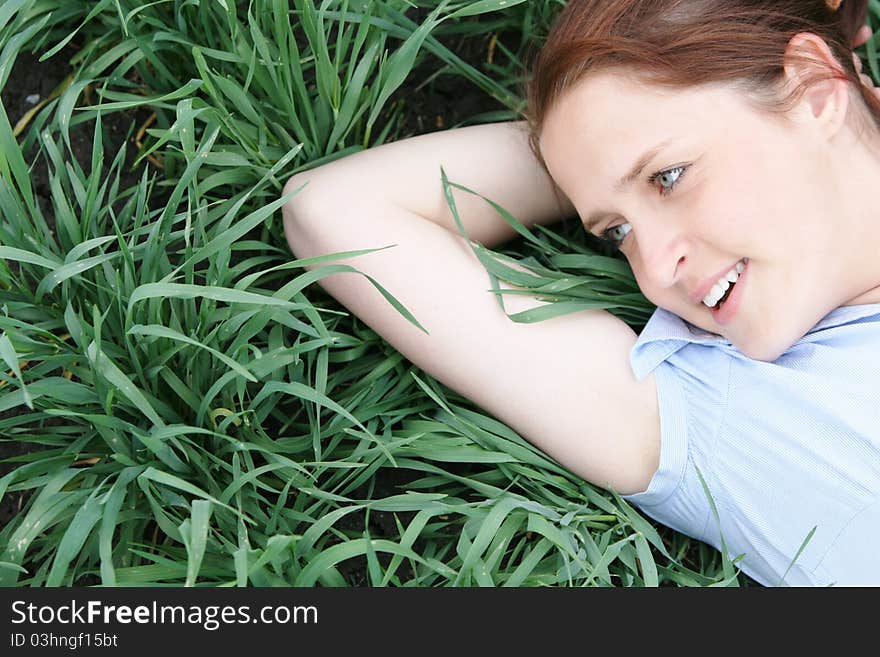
left=630, top=303, right=880, bottom=382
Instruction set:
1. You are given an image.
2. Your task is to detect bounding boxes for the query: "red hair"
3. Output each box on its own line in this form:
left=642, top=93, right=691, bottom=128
left=525, top=0, right=879, bottom=165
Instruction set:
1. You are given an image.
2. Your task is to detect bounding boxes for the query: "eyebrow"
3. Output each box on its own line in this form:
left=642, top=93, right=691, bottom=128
left=583, top=140, right=672, bottom=231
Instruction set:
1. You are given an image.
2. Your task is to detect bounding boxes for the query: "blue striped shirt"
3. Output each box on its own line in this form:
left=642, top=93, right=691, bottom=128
left=622, top=303, right=880, bottom=586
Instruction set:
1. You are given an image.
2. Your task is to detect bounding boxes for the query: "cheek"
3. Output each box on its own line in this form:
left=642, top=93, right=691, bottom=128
left=629, top=260, right=664, bottom=305
left=714, top=126, right=800, bottom=213
left=693, top=157, right=787, bottom=246
left=727, top=134, right=820, bottom=237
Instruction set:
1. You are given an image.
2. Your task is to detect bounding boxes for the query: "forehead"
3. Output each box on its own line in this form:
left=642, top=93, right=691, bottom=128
left=539, top=71, right=747, bottom=192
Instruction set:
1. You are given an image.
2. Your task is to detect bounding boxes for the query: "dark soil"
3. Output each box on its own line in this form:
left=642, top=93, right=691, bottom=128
left=1, top=47, right=153, bottom=238
left=396, top=16, right=523, bottom=137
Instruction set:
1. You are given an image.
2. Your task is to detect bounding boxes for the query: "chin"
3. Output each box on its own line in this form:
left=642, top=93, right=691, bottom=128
left=734, top=340, right=787, bottom=363
left=737, top=301, right=841, bottom=362
left=731, top=328, right=804, bottom=363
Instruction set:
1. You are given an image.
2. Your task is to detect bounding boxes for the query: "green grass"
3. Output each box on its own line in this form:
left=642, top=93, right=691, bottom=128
left=0, top=0, right=876, bottom=587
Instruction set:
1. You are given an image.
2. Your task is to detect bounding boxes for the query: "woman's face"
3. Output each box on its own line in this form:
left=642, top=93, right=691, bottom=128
left=540, top=71, right=873, bottom=361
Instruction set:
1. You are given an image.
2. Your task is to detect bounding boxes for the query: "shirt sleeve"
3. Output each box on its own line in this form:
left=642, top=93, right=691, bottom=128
left=621, top=309, right=734, bottom=545
left=623, top=360, right=689, bottom=507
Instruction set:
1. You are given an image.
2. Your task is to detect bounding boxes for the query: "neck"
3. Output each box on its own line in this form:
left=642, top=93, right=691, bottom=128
left=834, top=124, right=880, bottom=307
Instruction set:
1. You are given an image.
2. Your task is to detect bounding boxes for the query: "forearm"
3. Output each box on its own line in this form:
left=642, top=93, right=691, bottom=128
left=283, top=121, right=576, bottom=248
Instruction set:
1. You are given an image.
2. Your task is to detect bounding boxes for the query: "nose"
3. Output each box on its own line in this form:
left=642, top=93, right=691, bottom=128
left=635, top=219, right=690, bottom=291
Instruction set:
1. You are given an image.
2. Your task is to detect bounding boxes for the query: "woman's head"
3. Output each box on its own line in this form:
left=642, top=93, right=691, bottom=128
left=527, top=0, right=880, bottom=361
left=527, top=1, right=877, bottom=147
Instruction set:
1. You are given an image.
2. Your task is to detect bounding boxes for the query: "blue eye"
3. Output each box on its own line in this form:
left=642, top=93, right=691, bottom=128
left=600, top=222, right=632, bottom=248
left=649, top=165, right=687, bottom=196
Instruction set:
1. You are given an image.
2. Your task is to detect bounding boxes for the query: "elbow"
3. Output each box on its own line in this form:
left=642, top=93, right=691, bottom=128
left=281, top=172, right=336, bottom=263
left=281, top=173, right=314, bottom=256
left=283, top=172, right=309, bottom=199
left=281, top=173, right=314, bottom=237
left=282, top=173, right=307, bottom=217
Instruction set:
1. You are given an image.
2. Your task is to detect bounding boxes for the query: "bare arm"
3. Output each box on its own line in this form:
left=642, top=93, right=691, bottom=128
left=287, top=121, right=575, bottom=247
left=281, top=121, right=660, bottom=495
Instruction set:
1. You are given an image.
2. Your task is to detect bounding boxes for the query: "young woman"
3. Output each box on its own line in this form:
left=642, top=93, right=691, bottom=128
left=281, top=0, right=880, bottom=586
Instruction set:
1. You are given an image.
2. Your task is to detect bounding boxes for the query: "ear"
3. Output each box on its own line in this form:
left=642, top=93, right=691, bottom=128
left=783, top=32, right=850, bottom=139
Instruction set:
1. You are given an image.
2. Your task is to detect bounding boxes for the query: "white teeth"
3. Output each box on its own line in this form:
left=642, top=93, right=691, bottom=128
left=702, top=258, right=747, bottom=308
left=703, top=283, right=727, bottom=308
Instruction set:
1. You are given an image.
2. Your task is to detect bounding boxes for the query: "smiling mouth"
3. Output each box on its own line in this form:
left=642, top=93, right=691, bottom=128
left=701, top=258, right=747, bottom=310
